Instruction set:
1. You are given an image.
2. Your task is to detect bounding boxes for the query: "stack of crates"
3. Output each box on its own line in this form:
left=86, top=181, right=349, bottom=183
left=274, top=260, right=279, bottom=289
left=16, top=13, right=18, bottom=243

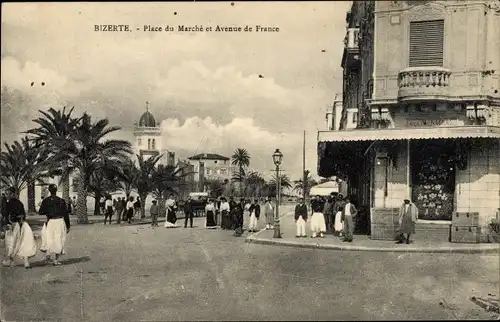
left=451, top=212, right=480, bottom=243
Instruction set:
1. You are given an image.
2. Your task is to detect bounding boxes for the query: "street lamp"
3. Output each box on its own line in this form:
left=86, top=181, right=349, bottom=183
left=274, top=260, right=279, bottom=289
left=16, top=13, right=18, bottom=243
left=272, top=149, right=283, bottom=238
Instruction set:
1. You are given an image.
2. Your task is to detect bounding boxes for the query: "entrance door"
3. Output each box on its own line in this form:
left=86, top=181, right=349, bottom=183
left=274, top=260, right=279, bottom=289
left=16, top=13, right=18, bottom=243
left=411, top=140, right=455, bottom=220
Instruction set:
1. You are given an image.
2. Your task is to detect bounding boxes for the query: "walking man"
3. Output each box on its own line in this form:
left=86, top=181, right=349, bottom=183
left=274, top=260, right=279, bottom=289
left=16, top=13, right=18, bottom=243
left=183, top=196, right=194, bottom=228
left=233, top=199, right=244, bottom=237
left=396, top=199, right=418, bottom=244
left=341, top=196, right=358, bottom=242
left=295, top=197, right=308, bottom=238
left=115, top=197, right=124, bottom=224
left=38, top=184, right=71, bottom=265
left=264, top=197, right=275, bottom=230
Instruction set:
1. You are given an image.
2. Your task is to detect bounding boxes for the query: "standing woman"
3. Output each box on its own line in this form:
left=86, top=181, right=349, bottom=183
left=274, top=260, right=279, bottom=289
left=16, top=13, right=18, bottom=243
left=126, top=197, right=135, bottom=224
left=205, top=199, right=217, bottom=229
left=38, top=184, right=70, bottom=266
left=333, top=194, right=345, bottom=237
left=219, top=197, right=231, bottom=230
left=2, top=187, right=37, bottom=269
left=233, top=199, right=245, bottom=237
left=310, top=195, right=326, bottom=238
left=264, top=197, right=275, bottom=230
left=248, top=199, right=261, bottom=233
left=164, top=194, right=178, bottom=228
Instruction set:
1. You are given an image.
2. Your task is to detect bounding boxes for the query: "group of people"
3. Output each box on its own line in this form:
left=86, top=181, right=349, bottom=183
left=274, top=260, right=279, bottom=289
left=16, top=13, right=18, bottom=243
left=294, top=193, right=418, bottom=244
left=156, top=195, right=277, bottom=237
left=0, top=184, right=70, bottom=268
left=295, top=193, right=358, bottom=242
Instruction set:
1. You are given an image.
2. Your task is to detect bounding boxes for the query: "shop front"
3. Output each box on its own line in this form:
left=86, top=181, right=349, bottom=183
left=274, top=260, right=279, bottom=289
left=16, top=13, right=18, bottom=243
left=318, top=125, right=500, bottom=241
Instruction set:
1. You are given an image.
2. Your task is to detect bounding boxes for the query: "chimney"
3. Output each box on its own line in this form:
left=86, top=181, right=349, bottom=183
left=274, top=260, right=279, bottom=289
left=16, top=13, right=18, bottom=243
left=199, top=162, right=205, bottom=192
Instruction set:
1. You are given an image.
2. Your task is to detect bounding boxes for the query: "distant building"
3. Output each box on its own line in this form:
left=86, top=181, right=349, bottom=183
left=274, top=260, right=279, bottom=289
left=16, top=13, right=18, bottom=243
left=325, top=95, right=344, bottom=131
left=188, top=153, right=236, bottom=186
left=133, top=103, right=175, bottom=165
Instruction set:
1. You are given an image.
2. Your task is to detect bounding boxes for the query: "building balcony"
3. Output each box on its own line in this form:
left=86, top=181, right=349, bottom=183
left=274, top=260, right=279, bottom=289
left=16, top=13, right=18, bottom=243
left=398, top=67, right=452, bottom=102
left=344, top=28, right=359, bottom=51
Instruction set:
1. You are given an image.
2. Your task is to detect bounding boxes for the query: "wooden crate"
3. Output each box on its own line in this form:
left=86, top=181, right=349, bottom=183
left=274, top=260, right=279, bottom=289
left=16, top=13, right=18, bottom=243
left=370, top=223, right=398, bottom=241
left=451, top=226, right=481, bottom=244
left=370, top=208, right=400, bottom=226
left=452, top=212, right=479, bottom=227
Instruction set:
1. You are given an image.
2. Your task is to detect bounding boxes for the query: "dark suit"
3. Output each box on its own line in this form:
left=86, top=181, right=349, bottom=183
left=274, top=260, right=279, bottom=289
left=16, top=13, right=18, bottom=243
left=183, top=200, right=194, bottom=228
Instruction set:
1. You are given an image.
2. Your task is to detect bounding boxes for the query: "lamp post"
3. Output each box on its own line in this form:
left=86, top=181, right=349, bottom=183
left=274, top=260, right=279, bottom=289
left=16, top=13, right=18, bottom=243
left=272, top=149, right=283, bottom=238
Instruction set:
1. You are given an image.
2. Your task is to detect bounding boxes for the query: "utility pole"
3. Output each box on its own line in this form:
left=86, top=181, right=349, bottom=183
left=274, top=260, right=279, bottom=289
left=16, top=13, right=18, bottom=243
left=302, top=130, right=307, bottom=200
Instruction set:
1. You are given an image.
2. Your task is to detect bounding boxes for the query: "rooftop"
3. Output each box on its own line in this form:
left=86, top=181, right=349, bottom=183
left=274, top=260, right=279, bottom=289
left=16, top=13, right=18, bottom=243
left=188, top=153, right=230, bottom=161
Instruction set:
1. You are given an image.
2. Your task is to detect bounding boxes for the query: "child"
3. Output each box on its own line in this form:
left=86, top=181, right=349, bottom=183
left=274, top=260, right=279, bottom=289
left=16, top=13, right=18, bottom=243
left=150, top=200, right=159, bottom=227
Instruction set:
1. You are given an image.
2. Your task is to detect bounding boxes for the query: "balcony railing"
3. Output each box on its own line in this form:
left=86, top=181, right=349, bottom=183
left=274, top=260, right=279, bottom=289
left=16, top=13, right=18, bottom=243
left=398, top=67, right=452, bottom=101
left=344, top=28, right=359, bottom=50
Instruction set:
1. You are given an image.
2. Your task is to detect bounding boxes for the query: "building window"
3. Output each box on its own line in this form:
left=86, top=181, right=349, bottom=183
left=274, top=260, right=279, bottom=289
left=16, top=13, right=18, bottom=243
left=206, top=169, right=212, bottom=175
left=220, top=168, right=227, bottom=175
left=138, top=138, right=142, bottom=146
left=224, top=160, right=227, bottom=165
left=409, top=20, right=444, bottom=67
left=152, top=139, right=156, bottom=150
left=148, top=139, right=151, bottom=150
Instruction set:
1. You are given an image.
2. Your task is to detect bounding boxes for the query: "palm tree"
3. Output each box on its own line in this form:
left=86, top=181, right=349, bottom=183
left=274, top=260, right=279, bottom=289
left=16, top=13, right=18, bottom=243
left=0, top=137, right=53, bottom=212
left=26, top=107, right=81, bottom=203
left=116, top=159, right=139, bottom=199
left=269, top=173, right=292, bottom=201
left=56, top=113, right=132, bottom=223
left=245, top=171, right=266, bottom=198
left=150, top=163, right=192, bottom=217
left=231, top=148, right=251, bottom=197
left=87, top=159, right=123, bottom=216
left=134, top=154, right=162, bottom=218
left=293, top=170, right=317, bottom=198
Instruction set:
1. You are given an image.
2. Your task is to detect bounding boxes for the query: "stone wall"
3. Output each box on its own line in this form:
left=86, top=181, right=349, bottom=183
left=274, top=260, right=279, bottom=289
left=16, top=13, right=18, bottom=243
left=455, top=139, right=500, bottom=241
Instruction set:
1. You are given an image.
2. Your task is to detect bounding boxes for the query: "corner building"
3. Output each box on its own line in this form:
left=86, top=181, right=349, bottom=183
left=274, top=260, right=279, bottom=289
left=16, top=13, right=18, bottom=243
left=318, top=0, right=500, bottom=242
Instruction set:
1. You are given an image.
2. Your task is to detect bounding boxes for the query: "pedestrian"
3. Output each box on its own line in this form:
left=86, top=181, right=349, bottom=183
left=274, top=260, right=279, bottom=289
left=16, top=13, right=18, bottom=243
left=233, top=199, right=244, bottom=237
left=104, top=195, right=113, bottom=225
left=0, top=192, right=8, bottom=234
left=165, top=194, right=178, bottom=228
left=205, top=199, right=217, bottom=229
left=115, top=196, right=124, bottom=224
left=2, top=187, right=37, bottom=269
left=121, top=197, right=127, bottom=221
left=341, top=196, right=358, bottom=242
left=71, top=196, right=77, bottom=210
left=322, top=195, right=334, bottom=234
left=294, top=197, right=308, bottom=238
left=396, top=199, right=418, bottom=244
left=126, top=197, right=135, bottom=224
left=183, top=196, right=194, bottom=228
left=219, top=197, right=231, bottom=230
left=310, top=195, right=326, bottom=238
left=264, top=196, right=275, bottom=230
left=38, top=184, right=70, bottom=266
left=229, top=197, right=237, bottom=230
left=134, top=197, right=142, bottom=220
left=248, top=199, right=261, bottom=232
left=67, top=197, right=73, bottom=217
left=99, top=196, right=105, bottom=216
left=150, top=200, right=159, bottom=227
left=333, top=193, right=345, bottom=237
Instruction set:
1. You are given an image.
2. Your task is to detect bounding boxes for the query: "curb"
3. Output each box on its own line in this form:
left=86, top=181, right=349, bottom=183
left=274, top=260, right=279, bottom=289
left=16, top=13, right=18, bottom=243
left=245, top=213, right=500, bottom=254
left=244, top=237, right=500, bottom=254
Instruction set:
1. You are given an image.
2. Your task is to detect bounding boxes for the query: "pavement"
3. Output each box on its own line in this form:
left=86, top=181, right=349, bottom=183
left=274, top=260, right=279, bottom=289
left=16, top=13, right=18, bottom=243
left=1, top=213, right=499, bottom=321
left=246, top=213, right=500, bottom=254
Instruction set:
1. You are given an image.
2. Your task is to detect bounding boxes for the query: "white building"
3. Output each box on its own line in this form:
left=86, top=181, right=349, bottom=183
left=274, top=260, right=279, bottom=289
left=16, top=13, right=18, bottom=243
left=133, top=106, right=175, bottom=165
left=188, top=153, right=236, bottom=185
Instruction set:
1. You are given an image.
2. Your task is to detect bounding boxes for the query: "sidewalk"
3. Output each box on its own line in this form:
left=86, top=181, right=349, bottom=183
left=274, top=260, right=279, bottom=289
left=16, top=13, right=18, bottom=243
left=246, top=213, right=500, bottom=254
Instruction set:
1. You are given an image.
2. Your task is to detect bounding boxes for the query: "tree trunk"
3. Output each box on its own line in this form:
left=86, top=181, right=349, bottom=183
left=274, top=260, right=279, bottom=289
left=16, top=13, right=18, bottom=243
left=27, top=182, right=36, bottom=214
left=76, top=178, right=89, bottom=224
left=93, top=193, right=101, bottom=216
left=62, top=174, right=70, bottom=204
left=140, top=193, right=148, bottom=218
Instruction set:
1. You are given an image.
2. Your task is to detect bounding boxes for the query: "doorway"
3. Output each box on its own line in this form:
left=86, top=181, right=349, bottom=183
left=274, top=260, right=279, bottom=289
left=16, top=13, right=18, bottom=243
left=411, top=140, right=455, bottom=220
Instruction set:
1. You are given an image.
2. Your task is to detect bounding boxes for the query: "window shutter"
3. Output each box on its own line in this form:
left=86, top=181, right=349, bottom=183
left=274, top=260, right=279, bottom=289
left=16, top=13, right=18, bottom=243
left=409, top=20, right=444, bottom=67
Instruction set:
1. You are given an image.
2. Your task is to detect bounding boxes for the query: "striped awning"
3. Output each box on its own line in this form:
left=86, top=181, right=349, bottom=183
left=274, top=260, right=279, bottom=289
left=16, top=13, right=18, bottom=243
left=318, top=126, right=500, bottom=142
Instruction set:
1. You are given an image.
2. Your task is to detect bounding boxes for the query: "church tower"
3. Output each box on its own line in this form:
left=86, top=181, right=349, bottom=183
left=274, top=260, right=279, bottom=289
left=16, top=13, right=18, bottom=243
left=133, top=102, right=162, bottom=161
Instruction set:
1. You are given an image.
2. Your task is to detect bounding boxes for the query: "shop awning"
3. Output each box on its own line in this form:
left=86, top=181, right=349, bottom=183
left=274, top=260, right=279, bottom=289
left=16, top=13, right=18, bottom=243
left=318, top=125, right=500, bottom=142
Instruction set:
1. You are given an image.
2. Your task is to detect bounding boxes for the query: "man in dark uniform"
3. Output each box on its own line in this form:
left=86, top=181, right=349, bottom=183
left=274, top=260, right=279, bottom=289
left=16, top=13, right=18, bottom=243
left=233, top=198, right=244, bottom=237
left=229, top=197, right=237, bottom=229
left=183, top=196, right=194, bottom=228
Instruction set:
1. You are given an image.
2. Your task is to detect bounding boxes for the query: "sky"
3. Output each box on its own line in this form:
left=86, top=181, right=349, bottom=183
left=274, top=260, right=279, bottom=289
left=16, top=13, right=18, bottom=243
left=1, top=1, right=351, bottom=181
